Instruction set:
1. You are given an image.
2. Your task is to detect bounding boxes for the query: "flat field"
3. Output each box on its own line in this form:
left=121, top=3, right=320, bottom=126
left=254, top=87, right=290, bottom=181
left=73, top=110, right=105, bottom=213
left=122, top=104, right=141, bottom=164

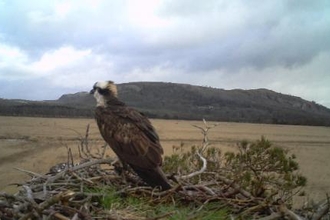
left=1, top=116, right=330, bottom=204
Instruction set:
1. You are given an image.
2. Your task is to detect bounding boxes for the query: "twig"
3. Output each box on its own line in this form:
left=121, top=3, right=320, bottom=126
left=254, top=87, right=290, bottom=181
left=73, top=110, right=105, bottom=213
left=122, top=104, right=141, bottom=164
left=180, top=151, right=207, bottom=180
left=43, top=158, right=114, bottom=195
left=180, top=120, right=217, bottom=180
left=52, top=213, right=70, bottom=220
left=312, top=195, right=330, bottom=220
left=14, top=167, right=48, bottom=179
left=217, top=175, right=253, bottom=199
left=279, top=202, right=304, bottom=220
left=99, top=143, right=108, bottom=158
left=67, top=147, right=74, bottom=168
left=258, top=212, right=282, bottom=220
left=21, top=185, right=37, bottom=205
left=192, top=119, right=218, bottom=153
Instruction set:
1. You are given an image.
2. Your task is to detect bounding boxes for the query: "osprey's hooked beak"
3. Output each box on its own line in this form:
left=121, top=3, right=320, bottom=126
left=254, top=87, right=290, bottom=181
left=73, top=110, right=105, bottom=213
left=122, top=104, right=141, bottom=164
left=90, top=88, right=95, bottom=95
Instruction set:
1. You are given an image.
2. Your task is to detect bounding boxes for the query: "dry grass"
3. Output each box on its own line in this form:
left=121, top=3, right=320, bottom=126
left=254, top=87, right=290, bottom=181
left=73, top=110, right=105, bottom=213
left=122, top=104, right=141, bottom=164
left=0, top=116, right=330, bottom=205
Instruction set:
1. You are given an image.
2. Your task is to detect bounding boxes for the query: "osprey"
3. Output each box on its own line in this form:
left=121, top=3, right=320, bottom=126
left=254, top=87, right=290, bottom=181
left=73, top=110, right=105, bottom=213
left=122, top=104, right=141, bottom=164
left=90, top=81, right=171, bottom=190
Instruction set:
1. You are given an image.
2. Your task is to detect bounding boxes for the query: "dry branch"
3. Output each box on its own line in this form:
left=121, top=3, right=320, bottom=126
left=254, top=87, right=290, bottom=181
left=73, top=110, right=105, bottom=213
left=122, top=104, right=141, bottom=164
left=180, top=119, right=217, bottom=180
left=312, top=196, right=330, bottom=220
left=180, top=151, right=207, bottom=180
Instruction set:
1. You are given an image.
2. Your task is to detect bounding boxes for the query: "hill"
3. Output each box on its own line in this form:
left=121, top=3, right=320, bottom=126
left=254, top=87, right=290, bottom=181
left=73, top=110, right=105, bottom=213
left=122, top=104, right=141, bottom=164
left=1, top=82, right=330, bottom=126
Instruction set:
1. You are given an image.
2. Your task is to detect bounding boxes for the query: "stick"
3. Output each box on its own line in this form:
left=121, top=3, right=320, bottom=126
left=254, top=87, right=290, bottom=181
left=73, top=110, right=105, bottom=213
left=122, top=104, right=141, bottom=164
left=312, top=195, right=330, bottom=220
left=180, top=120, right=217, bottom=180
left=43, top=158, right=114, bottom=195
left=180, top=151, right=207, bottom=180
left=14, top=167, right=48, bottom=179
left=258, top=212, right=282, bottom=220
left=279, top=203, right=304, bottom=220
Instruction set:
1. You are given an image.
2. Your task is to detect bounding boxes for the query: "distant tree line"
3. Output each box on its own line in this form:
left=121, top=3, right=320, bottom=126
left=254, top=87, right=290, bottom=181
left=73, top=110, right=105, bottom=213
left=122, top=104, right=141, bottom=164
left=0, top=104, right=93, bottom=118
left=1, top=103, right=330, bottom=126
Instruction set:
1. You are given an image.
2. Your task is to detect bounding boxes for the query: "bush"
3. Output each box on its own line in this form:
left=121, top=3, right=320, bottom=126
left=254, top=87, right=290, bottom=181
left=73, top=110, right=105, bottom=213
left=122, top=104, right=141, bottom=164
left=163, top=134, right=309, bottom=218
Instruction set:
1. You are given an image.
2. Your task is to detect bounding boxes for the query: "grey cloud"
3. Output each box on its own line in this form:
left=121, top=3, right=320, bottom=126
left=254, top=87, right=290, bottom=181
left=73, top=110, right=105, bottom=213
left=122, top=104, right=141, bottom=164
left=0, top=1, right=126, bottom=52
left=152, top=0, right=330, bottom=71
left=0, top=0, right=330, bottom=107
left=2, top=0, right=329, bottom=73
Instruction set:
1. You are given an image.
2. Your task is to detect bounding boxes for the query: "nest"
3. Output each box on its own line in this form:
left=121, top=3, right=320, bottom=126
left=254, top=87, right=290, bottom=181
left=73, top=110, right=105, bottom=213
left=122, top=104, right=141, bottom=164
left=1, top=122, right=329, bottom=220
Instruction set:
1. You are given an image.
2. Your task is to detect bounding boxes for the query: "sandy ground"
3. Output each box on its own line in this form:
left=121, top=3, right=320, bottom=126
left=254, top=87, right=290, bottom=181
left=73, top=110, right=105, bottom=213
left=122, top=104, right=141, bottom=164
left=1, top=116, right=330, bottom=205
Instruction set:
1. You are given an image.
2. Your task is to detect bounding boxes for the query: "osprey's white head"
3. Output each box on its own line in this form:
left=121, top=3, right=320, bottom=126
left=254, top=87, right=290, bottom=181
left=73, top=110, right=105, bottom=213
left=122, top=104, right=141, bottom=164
left=90, top=81, right=118, bottom=107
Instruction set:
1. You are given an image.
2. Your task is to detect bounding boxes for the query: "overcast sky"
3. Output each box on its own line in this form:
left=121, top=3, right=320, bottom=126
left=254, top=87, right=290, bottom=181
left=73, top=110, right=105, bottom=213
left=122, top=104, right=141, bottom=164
left=0, top=0, right=330, bottom=107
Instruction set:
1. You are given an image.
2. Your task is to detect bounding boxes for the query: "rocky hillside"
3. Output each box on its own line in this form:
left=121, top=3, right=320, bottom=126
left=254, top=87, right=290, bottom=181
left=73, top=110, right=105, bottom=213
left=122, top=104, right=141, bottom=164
left=1, top=82, right=330, bottom=126
left=116, top=82, right=330, bottom=125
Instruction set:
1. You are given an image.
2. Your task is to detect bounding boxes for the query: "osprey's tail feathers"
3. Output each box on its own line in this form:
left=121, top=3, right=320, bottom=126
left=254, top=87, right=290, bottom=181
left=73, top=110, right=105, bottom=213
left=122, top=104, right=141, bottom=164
left=131, top=166, right=171, bottom=191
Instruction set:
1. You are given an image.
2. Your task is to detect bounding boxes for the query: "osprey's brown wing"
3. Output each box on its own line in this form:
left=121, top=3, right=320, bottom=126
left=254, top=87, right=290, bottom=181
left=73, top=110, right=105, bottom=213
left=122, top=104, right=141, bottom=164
left=95, top=106, right=171, bottom=190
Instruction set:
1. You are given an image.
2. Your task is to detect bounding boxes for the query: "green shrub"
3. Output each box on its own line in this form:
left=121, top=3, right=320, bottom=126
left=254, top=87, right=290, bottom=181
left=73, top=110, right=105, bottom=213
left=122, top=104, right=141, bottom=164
left=164, top=136, right=307, bottom=206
